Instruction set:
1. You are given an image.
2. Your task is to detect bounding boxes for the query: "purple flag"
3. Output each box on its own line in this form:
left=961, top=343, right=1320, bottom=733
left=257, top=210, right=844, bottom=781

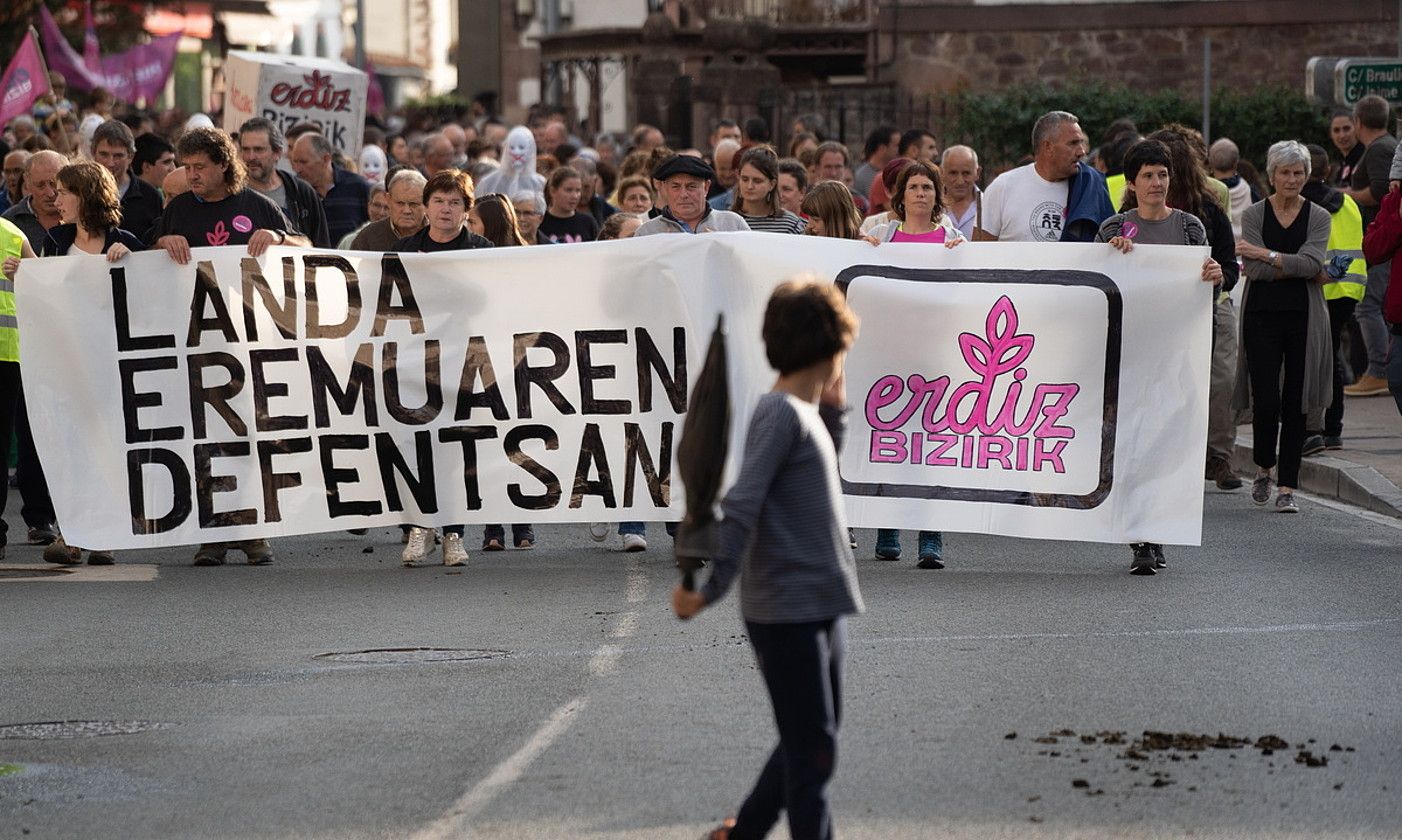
left=98, top=34, right=180, bottom=104
left=82, top=2, right=102, bottom=76
left=38, top=4, right=99, bottom=91
left=37, top=5, right=178, bottom=104
left=365, top=60, right=384, bottom=118
left=1, top=31, right=51, bottom=126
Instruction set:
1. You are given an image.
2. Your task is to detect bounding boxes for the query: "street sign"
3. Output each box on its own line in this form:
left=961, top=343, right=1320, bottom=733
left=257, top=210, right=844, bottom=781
left=1306, top=57, right=1342, bottom=107
left=1336, top=58, right=1402, bottom=106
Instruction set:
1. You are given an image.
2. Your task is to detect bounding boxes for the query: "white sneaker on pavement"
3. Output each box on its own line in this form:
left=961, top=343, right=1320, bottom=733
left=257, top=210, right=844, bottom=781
left=402, top=527, right=434, bottom=566
left=621, top=533, right=647, bottom=552
left=442, top=532, right=468, bottom=566
left=588, top=522, right=610, bottom=542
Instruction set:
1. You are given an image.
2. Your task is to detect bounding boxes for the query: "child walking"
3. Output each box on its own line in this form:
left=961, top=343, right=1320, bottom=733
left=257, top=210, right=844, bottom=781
left=673, top=276, right=864, bottom=840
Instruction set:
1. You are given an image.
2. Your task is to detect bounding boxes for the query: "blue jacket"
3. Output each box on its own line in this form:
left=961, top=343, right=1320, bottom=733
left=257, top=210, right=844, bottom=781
left=1061, top=162, right=1115, bottom=243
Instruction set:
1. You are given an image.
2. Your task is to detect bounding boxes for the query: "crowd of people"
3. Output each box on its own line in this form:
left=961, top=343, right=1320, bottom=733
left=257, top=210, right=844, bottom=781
left=2, top=85, right=1401, bottom=579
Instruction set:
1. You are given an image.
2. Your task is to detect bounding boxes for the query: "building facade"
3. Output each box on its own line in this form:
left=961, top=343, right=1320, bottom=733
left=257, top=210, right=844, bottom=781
left=459, top=0, right=1399, bottom=147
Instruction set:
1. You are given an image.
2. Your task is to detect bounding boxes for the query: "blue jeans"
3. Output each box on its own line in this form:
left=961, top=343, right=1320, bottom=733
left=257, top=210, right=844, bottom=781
left=1356, top=262, right=1391, bottom=378
left=731, top=617, right=845, bottom=840
left=617, top=521, right=677, bottom=537
left=1388, top=332, right=1402, bottom=416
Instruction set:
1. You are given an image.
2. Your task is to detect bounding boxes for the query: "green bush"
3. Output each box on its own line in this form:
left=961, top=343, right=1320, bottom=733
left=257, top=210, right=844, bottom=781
left=947, top=81, right=1329, bottom=172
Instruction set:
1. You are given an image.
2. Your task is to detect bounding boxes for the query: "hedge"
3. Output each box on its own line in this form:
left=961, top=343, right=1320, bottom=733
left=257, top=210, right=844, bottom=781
left=947, top=81, right=1331, bottom=173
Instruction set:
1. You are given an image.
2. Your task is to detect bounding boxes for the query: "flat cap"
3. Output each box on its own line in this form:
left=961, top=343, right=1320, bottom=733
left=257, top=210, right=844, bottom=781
left=652, top=154, right=716, bottom=182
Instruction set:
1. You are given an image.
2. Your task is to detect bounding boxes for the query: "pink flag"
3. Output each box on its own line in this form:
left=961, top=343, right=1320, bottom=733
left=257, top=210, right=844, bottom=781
left=36, top=5, right=178, bottom=104
left=365, top=60, right=385, bottom=118
left=82, top=2, right=102, bottom=76
left=0, top=30, right=51, bottom=126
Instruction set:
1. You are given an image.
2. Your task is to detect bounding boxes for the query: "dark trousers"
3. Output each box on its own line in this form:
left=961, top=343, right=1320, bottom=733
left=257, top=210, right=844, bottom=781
left=731, top=617, right=846, bottom=840
left=483, top=524, right=533, bottom=543
left=1322, top=297, right=1357, bottom=438
left=14, top=377, right=56, bottom=529
left=0, top=361, right=17, bottom=546
left=1243, top=308, right=1309, bottom=489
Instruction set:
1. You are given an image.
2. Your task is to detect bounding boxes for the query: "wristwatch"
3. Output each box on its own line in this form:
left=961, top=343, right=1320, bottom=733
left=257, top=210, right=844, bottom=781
left=1267, top=250, right=1278, bottom=267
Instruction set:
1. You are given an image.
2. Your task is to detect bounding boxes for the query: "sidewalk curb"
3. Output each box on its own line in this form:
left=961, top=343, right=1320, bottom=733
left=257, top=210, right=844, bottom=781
left=1233, top=438, right=1402, bottom=519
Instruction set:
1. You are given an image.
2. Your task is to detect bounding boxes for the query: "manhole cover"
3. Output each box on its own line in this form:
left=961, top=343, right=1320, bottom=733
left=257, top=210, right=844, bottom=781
left=0, top=567, right=73, bottom=579
left=0, top=721, right=176, bottom=740
left=314, top=647, right=508, bottom=664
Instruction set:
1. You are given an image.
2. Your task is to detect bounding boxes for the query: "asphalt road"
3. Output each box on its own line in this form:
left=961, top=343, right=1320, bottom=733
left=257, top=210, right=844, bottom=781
left=2, top=487, right=1399, bottom=839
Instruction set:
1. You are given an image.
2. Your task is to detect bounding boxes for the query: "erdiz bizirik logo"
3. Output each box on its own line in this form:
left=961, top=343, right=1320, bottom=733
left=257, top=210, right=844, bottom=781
left=835, top=267, right=1122, bottom=510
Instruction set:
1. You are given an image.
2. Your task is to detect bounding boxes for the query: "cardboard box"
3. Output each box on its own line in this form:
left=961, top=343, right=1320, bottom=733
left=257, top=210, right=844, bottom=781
left=223, top=51, right=367, bottom=157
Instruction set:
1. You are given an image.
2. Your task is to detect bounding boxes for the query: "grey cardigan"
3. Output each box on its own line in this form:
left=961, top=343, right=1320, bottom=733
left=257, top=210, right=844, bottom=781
left=1232, top=199, right=1334, bottom=415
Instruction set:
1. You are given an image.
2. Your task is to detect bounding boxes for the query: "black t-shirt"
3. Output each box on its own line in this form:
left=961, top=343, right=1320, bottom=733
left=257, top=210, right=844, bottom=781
left=1333, top=142, right=1366, bottom=189
left=538, top=211, right=599, bottom=244
left=1351, top=134, right=1398, bottom=228
left=149, top=189, right=294, bottom=247
left=391, top=227, right=495, bottom=252
left=1248, top=200, right=1311, bottom=314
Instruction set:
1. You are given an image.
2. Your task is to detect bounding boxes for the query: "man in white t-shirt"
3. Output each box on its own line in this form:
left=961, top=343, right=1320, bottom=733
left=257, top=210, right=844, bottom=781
left=976, top=111, right=1111, bottom=243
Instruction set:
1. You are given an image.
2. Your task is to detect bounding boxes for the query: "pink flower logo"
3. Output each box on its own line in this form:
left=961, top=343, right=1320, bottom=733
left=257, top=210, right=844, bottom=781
left=958, top=295, right=1034, bottom=381
left=205, top=220, right=230, bottom=247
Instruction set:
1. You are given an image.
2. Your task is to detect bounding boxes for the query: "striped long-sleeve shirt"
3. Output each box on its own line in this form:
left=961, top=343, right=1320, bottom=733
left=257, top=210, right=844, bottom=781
left=737, top=211, right=807, bottom=235
left=700, top=392, right=864, bottom=623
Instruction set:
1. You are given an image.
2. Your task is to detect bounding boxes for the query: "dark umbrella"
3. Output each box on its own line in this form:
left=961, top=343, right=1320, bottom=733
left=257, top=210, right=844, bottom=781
left=674, top=314, right=730, bottom=591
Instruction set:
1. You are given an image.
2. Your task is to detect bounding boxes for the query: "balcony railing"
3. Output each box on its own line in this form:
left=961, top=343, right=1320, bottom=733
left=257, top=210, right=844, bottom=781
left=687, top=0, right=870, bottom=25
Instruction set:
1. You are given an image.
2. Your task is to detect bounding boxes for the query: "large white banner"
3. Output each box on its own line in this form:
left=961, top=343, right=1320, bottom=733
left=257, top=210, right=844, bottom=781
left=16, top=234, right=1210, bottom=549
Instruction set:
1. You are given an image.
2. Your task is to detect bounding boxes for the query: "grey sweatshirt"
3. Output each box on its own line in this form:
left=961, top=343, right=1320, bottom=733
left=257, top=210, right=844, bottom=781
left=699, top=392, right=865, bottom=624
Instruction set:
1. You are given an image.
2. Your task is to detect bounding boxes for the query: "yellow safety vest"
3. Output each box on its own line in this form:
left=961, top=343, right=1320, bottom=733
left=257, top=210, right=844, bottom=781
left=0, top=217, right=22, bottom=363
left=1105, top=173, right=1126, bottom=211
left=1324, top=194, right=1367, bottom=302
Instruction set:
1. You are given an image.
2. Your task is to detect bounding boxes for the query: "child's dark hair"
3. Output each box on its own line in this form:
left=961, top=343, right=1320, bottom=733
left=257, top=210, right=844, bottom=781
left=762, top=276, right=859, bottom=374
left=1122, top=139, right=1173, bottom=183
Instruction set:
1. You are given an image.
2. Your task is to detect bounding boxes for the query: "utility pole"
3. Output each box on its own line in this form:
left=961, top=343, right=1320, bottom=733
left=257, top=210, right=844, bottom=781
left=354, top=0, right=366, bottom=68
left=1202, top=36, right=1211, bottom=142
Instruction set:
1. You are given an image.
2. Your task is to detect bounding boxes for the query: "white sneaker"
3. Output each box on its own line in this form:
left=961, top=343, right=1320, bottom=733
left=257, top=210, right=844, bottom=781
left=621, top=533, right=648, bottom=552
left=442, top=532, right=468, bottom=566
left=588, top=522, right=610, bottom=542
left=402, top=527, right=434, bottom=566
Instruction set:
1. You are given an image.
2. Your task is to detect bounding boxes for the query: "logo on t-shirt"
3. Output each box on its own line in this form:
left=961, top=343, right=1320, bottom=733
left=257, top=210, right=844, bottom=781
left=206, top=220, right=230, bottom=247
left=1121, top=221, right=1139, bottom=240
left=231, top=214, right=254, bottom=234
left=1031, top=202, right=1065, bottom=242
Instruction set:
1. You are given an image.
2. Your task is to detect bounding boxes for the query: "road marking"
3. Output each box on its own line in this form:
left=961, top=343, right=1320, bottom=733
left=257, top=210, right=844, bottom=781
left=625, top=559, right=649, bottom=604
left=408, top=695, right=590, bottom=840
left=608, top=611, right=640, bottom=639
left=448, top=618, right=1402, bottom=665
left=862, top=618, right=1402, bottom=646
left=589, top=644, right=623, bottom=676
left=414, top=553, right=653, bottom=837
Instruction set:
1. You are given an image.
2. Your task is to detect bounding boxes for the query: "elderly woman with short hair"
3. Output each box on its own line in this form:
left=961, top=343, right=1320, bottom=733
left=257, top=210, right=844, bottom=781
left=1234, top=140, right=1333, bottom=514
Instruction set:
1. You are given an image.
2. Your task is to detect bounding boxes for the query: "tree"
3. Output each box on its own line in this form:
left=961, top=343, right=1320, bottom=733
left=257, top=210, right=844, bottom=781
left=0, top=0, right=153, bottom=73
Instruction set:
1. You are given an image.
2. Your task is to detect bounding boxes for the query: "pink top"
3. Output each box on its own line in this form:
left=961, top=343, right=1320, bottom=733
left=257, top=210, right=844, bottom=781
left=890, top=226, right=948, bottom=244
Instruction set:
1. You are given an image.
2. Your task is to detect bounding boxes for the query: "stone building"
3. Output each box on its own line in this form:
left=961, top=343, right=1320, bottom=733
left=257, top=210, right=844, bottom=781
left=454, top=0, right=1400, bottom=146
left=880, top=0, right=1396, bottom=96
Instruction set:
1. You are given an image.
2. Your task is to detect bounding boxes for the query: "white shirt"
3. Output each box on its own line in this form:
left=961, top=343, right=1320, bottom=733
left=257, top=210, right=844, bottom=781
left=979, top=163, right=1068, bottom=242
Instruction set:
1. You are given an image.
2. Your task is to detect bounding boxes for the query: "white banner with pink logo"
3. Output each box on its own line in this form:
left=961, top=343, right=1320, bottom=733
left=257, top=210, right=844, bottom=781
left=16, top=234, right=1210, bottom=550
